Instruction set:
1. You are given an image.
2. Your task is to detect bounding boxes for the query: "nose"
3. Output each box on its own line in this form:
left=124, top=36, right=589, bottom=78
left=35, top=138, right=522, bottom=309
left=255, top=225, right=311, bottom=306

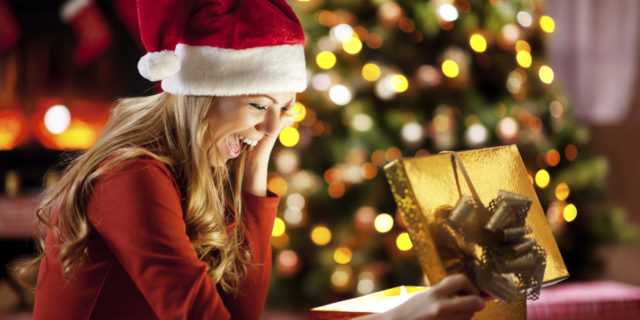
left=255, top=108, right=281, bottom=136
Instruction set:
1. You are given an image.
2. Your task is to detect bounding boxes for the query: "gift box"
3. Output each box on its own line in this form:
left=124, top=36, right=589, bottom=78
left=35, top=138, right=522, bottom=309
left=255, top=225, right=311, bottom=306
left=311, top=145, right=568, bottom=319
left=310, top=286, right=527, bottom=320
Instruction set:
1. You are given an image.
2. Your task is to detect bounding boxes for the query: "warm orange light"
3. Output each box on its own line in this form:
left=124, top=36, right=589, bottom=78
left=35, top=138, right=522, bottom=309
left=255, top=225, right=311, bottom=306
left=0, top=111, right=27, bottom=150
left=565, top=144, right=578, bottom=161
left=268, top=176, right=288, bottom=196
left=361, top=163, right=378, bottom=180
left=546, top=149, right=561, bottom=166
left=385, top=147, right=402, bottom=162
left=328, top=181, right=346, bottom=198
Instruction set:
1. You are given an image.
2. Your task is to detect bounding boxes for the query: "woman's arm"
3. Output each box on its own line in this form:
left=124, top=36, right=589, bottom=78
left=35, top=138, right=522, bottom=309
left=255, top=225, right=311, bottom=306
left=355, top=274, right=485, bottom=320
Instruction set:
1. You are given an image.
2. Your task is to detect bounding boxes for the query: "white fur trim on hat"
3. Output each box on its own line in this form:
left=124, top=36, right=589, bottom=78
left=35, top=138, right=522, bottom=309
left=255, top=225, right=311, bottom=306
left=161, top=43, right=307, bottom=96
left=60, top=0, right=91, bottom=22
left=137, top=50, right=182, bottom=82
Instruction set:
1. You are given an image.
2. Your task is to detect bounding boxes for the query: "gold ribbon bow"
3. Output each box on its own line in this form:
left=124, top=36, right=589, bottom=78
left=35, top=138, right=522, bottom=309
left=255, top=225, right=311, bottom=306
left=431, top=152, right=546, bottom=303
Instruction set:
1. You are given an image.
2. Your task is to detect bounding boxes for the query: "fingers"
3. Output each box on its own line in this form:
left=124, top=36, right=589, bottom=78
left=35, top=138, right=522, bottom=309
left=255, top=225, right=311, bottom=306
left=437, top=295, right=485, bottom=315
left=432, top=274, right=480, bottom=297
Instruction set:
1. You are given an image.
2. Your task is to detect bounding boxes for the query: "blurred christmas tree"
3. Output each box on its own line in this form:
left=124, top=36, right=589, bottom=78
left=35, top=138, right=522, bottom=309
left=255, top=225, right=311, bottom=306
left=265, top=0, right=637, bottom=310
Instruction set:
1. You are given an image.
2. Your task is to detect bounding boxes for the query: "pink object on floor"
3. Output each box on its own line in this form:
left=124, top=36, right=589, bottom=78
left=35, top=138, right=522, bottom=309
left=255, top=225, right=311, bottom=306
left=527, top=281, right=640, bottom=320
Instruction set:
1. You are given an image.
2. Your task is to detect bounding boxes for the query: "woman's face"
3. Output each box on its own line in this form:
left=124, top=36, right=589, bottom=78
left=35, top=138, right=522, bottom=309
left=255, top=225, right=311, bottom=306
left=204, top=92, right=296, bottom=166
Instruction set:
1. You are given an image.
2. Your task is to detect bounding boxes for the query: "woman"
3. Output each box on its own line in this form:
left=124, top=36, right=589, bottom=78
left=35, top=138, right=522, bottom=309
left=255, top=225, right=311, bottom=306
left=18, top=0, right=485, bottom=319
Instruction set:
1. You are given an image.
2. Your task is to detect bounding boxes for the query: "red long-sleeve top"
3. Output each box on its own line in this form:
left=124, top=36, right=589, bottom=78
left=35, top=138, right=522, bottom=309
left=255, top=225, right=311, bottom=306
left=33, top=157, right=279, bottom=319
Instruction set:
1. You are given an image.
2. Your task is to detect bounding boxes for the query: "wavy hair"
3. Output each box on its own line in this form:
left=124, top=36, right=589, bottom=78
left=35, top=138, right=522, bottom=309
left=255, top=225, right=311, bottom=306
left=14, top=92, right=250, bottom=296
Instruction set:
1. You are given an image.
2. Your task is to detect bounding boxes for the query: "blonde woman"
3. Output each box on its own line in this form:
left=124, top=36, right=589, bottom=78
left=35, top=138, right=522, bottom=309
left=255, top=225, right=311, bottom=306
left=17, top=1, right=485, bottom=319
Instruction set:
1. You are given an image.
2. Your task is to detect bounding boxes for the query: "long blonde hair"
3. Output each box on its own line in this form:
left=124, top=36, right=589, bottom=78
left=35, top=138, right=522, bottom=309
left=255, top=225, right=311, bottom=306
left=15, top=92, right=250, bottom=295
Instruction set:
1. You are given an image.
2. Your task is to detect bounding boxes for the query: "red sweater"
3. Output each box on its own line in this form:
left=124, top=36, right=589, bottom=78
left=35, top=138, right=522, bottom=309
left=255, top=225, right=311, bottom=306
left=33, top=158, right=279, bottom=320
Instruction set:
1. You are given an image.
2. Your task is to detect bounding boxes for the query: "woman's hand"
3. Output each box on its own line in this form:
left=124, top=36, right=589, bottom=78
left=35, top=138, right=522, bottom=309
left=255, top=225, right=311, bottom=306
left=242, top=112, right=295, bottom=197
left=355, top=274, right=485, bottom=320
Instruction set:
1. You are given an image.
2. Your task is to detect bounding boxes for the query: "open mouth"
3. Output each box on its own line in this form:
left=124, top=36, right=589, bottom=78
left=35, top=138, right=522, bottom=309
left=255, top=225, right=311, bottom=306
left=225, top=134, right=259, bottom=159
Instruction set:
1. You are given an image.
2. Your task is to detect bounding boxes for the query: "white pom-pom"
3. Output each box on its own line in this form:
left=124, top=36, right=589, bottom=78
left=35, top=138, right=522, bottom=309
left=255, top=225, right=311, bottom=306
left=137, top=51, right=181, bottom=81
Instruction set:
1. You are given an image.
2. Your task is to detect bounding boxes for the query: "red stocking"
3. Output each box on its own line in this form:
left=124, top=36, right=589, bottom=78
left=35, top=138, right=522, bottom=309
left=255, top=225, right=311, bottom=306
left=0, top=0, right=20, bottom=54
left=60, top=0, right=112, bottom=67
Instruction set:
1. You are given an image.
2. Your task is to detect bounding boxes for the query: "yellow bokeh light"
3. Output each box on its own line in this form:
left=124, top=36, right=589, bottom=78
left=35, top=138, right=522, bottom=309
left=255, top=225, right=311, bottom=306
left=272, top=217, right=286, bottom=237
left=555, top=182, right=570, bottom=201
left=291, top=102, right=306, bottom=122
left=334, top=246, right=353, bottom=264
left=535, top=169, right=550, bottom=189
left=563, top=203, right=577, bottom=222
left=516, top=50, right=532, bottom=68
left=441, top=60, right=460, bottom=78
left=540, top=15, right=555, bottom=33
left=316, top=51, right=337, bottom=70
left=374, top=213, right=394, bottom=233
left=54, top=123, right=97, bottom=150
left=539, top=65, right=554, bottom=84
left=396, top=232, right=413, bottom=251
left=362, top=63, right=381, bottom=81
left=343, top=36, right=363, bottom=55
left=267, top=176, right=288, bottom=196
left=279, top=127, right=300, bottom=147
left=390, top=74, right=409, bottom=92
left=469, top=34, right=487, bottom=53
left=311, top=225, right=332, bottom=246
left=515, top=40, right=531, bottom=52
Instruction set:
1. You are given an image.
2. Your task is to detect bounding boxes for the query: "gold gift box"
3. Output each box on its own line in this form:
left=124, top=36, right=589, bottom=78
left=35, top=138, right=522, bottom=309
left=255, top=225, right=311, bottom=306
left=383, top=145, right=568, bottom=287
left=310, top=145, right=567, bottom=319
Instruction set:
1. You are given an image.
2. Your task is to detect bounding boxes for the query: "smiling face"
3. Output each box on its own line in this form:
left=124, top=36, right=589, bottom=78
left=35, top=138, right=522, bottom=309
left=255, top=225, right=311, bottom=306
left=204, top=92, right=296, bottom=166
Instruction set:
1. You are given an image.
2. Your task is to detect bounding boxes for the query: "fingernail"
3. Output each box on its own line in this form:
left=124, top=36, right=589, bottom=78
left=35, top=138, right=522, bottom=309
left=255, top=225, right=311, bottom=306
left=476, top=298, right=485, bottom=309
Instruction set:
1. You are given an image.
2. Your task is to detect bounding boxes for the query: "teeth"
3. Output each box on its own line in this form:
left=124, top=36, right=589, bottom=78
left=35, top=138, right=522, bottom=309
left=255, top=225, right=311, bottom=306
left=238, top=135, right=258, bottom=147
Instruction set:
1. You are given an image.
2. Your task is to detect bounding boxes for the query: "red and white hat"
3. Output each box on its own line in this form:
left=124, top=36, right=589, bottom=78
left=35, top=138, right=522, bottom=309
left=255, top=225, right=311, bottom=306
left=136, top=0, right=307, bottom=96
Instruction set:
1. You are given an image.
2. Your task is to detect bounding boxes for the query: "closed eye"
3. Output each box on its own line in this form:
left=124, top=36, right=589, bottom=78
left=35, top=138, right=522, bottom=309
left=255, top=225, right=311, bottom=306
left=249, top=103, right=267, bottom=110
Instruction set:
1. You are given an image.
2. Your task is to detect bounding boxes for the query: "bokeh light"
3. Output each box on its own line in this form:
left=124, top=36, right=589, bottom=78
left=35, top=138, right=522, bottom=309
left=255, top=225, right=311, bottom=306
left=540, top=15, right=555, bottom=33
left=316, top=51, right=337, bottom=70
left=563, top=204, right=577, bottom=222
left=331, top=265, right=352, bottom=289
left=334, top=246, right=353, bottom=264
left=272, top=217, right=286, bottom=237
left=535, top=169, right=550, bottom=189
left=352, top=114, right=374, bottom=132
left=279, top=127, right=300, bottom=147
left=465, top=123, right=489, bottom=147
left=342, top=36, right=363, bottom=55
left=329, top=85, right=352, bottom=105
left=396, top=232, right=413, bottom=251
left=362, top=63, right=381, bottom=81
left=401, top=122, right=423, bottom=143
left=284, top=208, right=303, bottom=226
left=328, top=181, right=346, bottom=198
left=538, top=65, right=554, bottom=84
left=374, top=213, right=394, bottom=233
left=331, top=24, right=354, bottom=42
left=441, top=60, right=460, bottom=78
left=565, top=144, right=578, bottom=161
left=267, top=176, right=288, bottom=196
left=546, top=149, right=561, bottom=166
left=437, top=4, right=459, bottom=22
left=311, top=225, right=332, bottom=246
left=516, top=50, right=532, bottom=68
left=390, top=74, right=409, bottom=92
left=44, top=105, right=71, bottom=134
left=555, top=182, right=570, bottom=201
left=517, top=11, right=533, bottom=27
left=469, top=34, right=487, bottom=53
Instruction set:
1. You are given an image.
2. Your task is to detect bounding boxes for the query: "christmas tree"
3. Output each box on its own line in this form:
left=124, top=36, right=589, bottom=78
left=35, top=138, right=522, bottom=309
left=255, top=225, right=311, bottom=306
left=264, top=0, right=637, bottom=310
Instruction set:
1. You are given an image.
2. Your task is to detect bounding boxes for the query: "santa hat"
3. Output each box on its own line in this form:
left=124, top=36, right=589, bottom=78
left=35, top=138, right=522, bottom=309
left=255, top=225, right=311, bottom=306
left=136, top=0, right=307, bottom=96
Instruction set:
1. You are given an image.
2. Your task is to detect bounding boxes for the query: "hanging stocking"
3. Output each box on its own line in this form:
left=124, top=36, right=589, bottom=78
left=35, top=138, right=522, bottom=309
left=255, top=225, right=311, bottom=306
left=0, top=0, right=20, bottom=54
left=60, top=0, right=112, bottom=67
